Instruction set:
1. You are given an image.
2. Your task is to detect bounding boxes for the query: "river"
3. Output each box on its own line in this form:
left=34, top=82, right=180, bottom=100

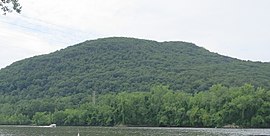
left=0, top=126, right=269, bottom=136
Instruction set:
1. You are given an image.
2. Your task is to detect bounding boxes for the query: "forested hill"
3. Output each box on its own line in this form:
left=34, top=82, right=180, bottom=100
left=1, top=37, right=270, bottom=98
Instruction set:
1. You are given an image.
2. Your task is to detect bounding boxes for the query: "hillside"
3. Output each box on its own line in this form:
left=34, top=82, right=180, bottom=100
left=1, top=37, right=270, bottom=99
left=1, top=37, right=270, bottom=127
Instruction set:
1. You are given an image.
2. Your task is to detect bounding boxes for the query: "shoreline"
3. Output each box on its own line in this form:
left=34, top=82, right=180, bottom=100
left=0, top=125, right=268, bottom=129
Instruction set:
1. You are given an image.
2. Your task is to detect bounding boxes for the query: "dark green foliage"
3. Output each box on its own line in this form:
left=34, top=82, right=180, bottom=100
left=1, top=37, right=270, bottom=99
left=1, top=85, right=270, bottom=127
left=0, top=37, right=270, bottom=127
left=0, top=0, right=22, bottom=15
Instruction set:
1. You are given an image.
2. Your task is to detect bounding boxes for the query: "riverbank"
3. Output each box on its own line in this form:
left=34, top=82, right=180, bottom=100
left=0, top=125, right=269, bottom=136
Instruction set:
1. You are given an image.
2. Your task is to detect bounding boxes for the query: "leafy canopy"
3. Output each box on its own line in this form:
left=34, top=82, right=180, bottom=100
left=0, top=0, right=21, bottom=15
left=1, top=37, right=270, bottom=99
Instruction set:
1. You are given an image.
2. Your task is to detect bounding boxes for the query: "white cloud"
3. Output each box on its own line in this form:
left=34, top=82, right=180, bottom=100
left=1, top=0, right=270, bottom=68
left=20, top=0, right=137, bottom=33
left=0, top=22, right=61, bottom=68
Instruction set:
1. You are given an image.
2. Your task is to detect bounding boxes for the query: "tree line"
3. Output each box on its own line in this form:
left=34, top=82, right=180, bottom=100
left=0, top=84, right=269, bottom=128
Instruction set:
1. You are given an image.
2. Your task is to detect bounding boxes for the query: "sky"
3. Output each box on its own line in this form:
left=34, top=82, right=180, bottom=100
left=0, top=0, right=270, bottom=68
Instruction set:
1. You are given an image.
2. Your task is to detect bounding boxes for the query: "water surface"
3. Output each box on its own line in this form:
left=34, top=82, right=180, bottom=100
left=0, top=126, right=269, bottom=136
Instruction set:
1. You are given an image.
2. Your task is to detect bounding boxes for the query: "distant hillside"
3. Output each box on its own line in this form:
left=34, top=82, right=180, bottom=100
left=1, top=37, right=270, bottom=99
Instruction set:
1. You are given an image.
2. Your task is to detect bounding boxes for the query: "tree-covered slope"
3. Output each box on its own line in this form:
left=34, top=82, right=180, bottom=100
left=1, top=37, right=270, bottom=98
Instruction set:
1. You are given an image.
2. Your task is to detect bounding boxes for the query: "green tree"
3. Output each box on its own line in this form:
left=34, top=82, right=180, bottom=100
left=8, top=114, right=30, bottom=125
left=63, top=109, right=87, bottom=126
left=32, top=112, right=51, bottom=125
left=52, top=111, right=67, bottom=125
left=0, top=0, right=22, bottom=15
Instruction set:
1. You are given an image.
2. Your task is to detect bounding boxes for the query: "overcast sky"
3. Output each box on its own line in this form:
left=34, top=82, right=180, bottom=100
left=0, top=0, right=270, bottom=68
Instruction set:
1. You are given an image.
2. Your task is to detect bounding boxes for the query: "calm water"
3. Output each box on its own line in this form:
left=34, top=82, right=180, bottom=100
left=0, top=126, right=270, bottom=136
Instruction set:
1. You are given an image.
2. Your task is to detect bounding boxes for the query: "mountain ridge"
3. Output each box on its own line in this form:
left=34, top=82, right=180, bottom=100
left=0, top=37, right=270, bottom=99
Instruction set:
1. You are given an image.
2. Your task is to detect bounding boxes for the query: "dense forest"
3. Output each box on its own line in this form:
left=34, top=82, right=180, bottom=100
left=0, top=37, right=270, bottom=127
left=0, top=84, right=270, bottom=128
left=1, top=37, right=270, bottom=97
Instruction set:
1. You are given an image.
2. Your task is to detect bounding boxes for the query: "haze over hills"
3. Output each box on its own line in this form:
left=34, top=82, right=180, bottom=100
left=0, top=37, right=270, bottom=99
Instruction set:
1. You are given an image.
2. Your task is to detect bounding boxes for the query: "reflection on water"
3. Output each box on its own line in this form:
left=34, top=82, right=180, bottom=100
left=0, top=126, right=270, bottom=136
